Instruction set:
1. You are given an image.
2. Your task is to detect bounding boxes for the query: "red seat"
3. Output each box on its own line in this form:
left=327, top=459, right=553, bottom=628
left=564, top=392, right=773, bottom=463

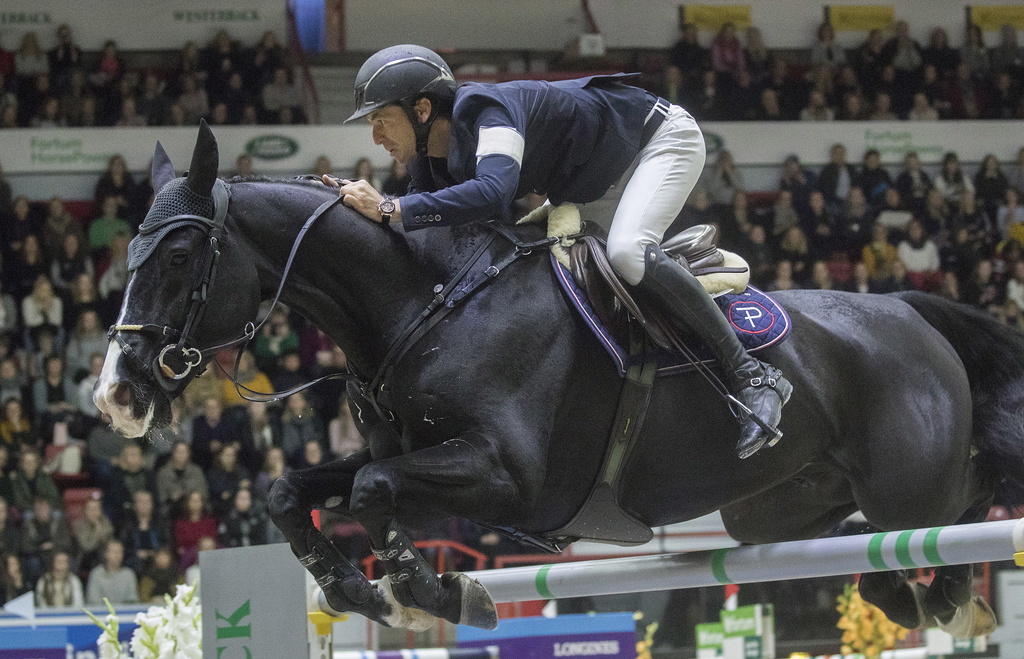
left=62, top=487, right=102, bottom=526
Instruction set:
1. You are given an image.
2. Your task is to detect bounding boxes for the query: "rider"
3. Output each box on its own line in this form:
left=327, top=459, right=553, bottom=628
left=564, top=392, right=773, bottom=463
left=332, top=44, right=791, bottom=459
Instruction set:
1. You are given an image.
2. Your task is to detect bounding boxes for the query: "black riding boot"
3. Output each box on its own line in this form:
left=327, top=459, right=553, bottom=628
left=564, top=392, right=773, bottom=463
left=638, top=244, right=792, bottom=458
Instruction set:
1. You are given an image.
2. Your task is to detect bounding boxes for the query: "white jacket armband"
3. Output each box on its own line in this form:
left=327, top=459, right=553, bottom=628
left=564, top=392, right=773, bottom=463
left=476, top=126, right=525, bottom=166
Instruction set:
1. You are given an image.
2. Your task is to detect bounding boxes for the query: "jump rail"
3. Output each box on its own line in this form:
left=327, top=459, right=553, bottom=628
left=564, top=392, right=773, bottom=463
left=319, top=519, right=1024, bottom=612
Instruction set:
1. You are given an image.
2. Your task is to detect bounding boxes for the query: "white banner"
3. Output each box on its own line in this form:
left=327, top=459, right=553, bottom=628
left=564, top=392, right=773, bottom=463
left=0, top=120, right=1020, bottom=177
left=0, top=0, right=285, bottom=51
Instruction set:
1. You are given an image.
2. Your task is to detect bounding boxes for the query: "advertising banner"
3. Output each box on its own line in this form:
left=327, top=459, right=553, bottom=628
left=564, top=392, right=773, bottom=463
left=827, top=5, right=896, bottom=32
left=459, top=612, right=636, bottom=659
left=970, top=5, right=1024, bottom=31
left=682, top=5, right=753, bottom=30
left=0, top=0, right=285, bottom=51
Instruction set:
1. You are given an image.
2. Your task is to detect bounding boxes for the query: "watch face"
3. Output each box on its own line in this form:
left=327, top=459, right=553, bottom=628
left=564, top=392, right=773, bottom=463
left=379, top=198, right=396, bottom=214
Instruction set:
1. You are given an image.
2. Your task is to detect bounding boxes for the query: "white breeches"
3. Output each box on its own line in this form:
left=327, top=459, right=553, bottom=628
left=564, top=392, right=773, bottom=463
left=606, top=105, right=707, bottom=285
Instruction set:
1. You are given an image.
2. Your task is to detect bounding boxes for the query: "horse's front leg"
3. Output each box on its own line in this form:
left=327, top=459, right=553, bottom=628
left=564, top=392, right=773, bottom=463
left=348, top=432, right=534, bottom=630
left=268, top=448, right=433, bottom=630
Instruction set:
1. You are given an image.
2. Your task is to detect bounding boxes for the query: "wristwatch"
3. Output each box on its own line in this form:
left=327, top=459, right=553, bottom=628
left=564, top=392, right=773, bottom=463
left=377, top=196, right=396, bottom=225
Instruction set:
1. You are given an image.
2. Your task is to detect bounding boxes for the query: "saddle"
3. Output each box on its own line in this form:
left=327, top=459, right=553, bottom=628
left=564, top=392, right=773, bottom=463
left=569, top=224, right=750, bottom=353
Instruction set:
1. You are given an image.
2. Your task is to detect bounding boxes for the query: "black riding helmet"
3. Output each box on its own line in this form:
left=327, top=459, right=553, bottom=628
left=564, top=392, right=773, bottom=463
left=345, top=44, right=457, bottom=157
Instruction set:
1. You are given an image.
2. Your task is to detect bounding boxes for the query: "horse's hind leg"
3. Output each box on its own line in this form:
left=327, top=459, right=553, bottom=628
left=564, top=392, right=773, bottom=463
left=922, top=501, right=997, bottom=637
left=268, top=450, right=436, bottom=631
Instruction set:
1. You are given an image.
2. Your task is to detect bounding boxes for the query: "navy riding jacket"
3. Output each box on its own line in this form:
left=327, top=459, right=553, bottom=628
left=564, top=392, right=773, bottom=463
left=399, top=74, right=659, bottom=231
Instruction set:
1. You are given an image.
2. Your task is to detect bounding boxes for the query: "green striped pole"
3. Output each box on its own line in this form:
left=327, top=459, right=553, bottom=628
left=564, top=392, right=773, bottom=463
left=458, top=519, right=1024, bottom=604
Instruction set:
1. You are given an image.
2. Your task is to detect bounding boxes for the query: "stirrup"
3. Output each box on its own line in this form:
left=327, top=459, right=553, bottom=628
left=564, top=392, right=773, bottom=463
left=726, top=394, right=784, bottom=448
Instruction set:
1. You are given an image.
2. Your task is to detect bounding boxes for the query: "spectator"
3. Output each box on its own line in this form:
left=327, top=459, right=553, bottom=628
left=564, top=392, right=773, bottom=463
left=0, top=160, right=10, bottom=218
left=934, top=152, right=975, bottom=206
left=116, top=97, right=146, bottom=128
left=94, top=155, right=135, bottom=218
left=665, top=23, right=707, bottom=103
left=280, top=392, right=323, bottom=466
left=962, top=259, right=1002, bottom=312
left=22, top=275, right=63, bottom=339
left=703, top=150, right=745, bottom=206
left=20, top=496, right=73, bottom=583
left=0, top=398, right=35, bottom=451
left=352, top=157, right=378, bottom=190
left=32, top=354, right=76, bottom=432
left=894, top=151, right=932, bottom=213
left=10, top=451, right=59, bottom=510
left=974, top=154, right=1010, bottom=220
left=2, top=554, right=30, bottom=605
left=218, top=488, right=266, bottom=548
left=382, top=158, right=411, bottom=197
left=960, top=24, right=989, bottom=79
left=921, top=187, right=952, bottom=236
left=173, top=491, right=217, bottom=568
left=72, top=495, right=114, bottom=573
left=137, top=71, right=170, bottom=126
left=206, top=444, right=251, bottom=517
left=0, top=358, right=29, bottom=411
left=765, top=259, right=797, bottom=292
left=328, top=398, right=365, bottom=459
left=191, top=397, right=246, bottom=471
left=86, top=539, right=137, bottom=605
left=244, top=401, right=279, bottom=458
left=907, top=92, right=939, bottom=120
left=119, top=490, right=169, bottom=573
left=838, top=187, right=875, bottom=250
left=201, top=30, right=239, bottom=91
left=810, top=22, right=845, bottom=68
left=248, top=30, right=284, bottom=89
left=1012, top=148, right=1024, bottom=201
left=106, top=443, right=157, bottom=522
left=65, top=310, right=106, bottom=380
left=14, top=32, right=49, bottom=82
left=220, top=351, right=271, bottom=409
left=299, top=438, right=327, bottom=468
left=991, top=24, right=1024, bottom=76
left=156, top=442, right=209, bottom=516
left=177, top=74, right=209, bottom=126
left=743, top=26, right=770, bottom=79
left=253, top=309, right=298, bottom=375
left=818, top=144, right=856, bottom=211
left=0, top=498, right=20, bottom=557
left=883, top=20, right=923, bottom=75
left=756, top=87, right=784, bottom=121
left=312, top=155, right=333, bottom=177
left=710, top=22, right=746, bottom=78
left=0, top=444, right=13, bottom=503
left=182, top=363, right=221, bottom=414
left=857, top=149, right=892, bottom=204
left=799, top=89, right=834, bottom=121
left=9, top=235, right=47, bottom=303
left=252, top=446, right=289, bottom=502
left=721, top=69, right=760, bottom=120
left=98, top=232, right=131, bottom=319
left=941, top=226, right=982, bottom=285
left=956, top=189, right=996, bottom=243
left=853, top=29, right=887, bottom=93
left=89, top=197, right=133, bottom=252
left=763, top=56, right=805, bottom=120
left=271, top=351, right=307, bottom=394
left=212, top=72, right=248, bottom=125
left=998, top=187, right=1024, bottom=242
left=898, top=219, right=942, bottom=290
left=984, top=71, right=1017, bottom=120
left=876, top=188, right=913, bottom=232
left=69, top=272, right=103, bottom=327
left=689, top=69, right=722, bottom=121
left=921, top=28, right=959, bottom=79
left=869, top=91, right=897, bottom=120
left=48, top=25, right=82, bottom=94
left=78, top=353, right=106, bottom=424
left=802, top=190, right=838, bottom=260
left=806, top=62, right=836, bottom=106
left=184, top=537, right=214, bottom=587
left=137, top=546, right=181, bottom=603
left=43, top=198, right=86, bottom=264
left=30, top=97, right=65, bottom=128
left=944, top=63, right=984, bottom=120
left=261, top=67, right=296, bottom=119
left=35, top=550, right=83, bottom=608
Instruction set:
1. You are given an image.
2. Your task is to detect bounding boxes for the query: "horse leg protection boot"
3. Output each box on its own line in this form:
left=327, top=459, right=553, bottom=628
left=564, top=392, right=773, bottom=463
left=638, top=244, right=792, bottom=458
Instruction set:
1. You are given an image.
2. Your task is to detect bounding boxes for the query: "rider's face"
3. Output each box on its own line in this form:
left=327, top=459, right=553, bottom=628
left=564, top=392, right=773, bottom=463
left=368, top=106, right=417, bottom=165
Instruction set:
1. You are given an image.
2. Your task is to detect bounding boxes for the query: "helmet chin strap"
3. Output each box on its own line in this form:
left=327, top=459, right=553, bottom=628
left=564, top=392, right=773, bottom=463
left=400, top=97, right=442, bottom=157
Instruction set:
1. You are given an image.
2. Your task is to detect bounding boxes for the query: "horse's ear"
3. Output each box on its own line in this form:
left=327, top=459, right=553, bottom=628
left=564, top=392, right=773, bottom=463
left=186, top=119, right=219, bottom=197
left=151, top=141, right=176, bottom=193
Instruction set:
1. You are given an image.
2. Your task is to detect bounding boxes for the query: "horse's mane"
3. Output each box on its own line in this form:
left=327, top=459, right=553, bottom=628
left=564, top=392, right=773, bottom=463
left=227, top=175, right=330, bottom=189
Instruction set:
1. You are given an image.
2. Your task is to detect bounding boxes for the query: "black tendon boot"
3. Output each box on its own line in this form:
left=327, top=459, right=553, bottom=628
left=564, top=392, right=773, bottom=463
left=638, top=245, right=793, bottom=458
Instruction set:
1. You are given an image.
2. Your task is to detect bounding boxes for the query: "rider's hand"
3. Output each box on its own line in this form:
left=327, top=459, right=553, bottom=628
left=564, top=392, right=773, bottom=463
left=323, top=175, right=394, bottom=223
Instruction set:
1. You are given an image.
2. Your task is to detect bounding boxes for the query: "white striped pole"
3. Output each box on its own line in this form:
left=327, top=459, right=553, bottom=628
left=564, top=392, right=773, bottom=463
left=319, top=519, right=1024, bottom=612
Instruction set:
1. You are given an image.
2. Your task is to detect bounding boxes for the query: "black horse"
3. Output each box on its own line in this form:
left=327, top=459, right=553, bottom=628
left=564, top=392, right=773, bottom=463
left=97, top=123, right=1024, bottom=634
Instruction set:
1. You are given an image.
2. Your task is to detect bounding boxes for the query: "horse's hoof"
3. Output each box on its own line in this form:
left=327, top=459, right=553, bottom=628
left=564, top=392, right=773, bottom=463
left=860, top=577, right=928, bottom=630
left=379, top=576, right=439, bottom=632
left=442, top=572, right=498, bottom=630
left=937, top=595, right=997, bottom=638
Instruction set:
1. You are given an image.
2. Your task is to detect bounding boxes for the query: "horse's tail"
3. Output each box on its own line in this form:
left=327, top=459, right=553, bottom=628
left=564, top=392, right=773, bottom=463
left=894, top=291, right=1024, bottom=496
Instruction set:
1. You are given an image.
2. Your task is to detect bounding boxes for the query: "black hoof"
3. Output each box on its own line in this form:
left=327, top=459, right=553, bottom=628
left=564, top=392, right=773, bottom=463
left=441, top=572, right=498, bottom=630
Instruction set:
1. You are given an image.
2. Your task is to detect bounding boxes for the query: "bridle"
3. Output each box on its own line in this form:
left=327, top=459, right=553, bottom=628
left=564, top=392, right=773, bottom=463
left=108, top=177, right=348, bottom=397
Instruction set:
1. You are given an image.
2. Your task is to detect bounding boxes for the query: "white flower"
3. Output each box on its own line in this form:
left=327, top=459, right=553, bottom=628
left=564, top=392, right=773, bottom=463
left=93, top=583, right=202, bottom=658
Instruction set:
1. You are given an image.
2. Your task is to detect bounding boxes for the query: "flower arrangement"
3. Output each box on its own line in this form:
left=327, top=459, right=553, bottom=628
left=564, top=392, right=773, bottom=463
left=835, top=582, right=909, bottom=659
left=88, top=582, right=202, bottom=659
left=634, top=618, right=658, bottom=659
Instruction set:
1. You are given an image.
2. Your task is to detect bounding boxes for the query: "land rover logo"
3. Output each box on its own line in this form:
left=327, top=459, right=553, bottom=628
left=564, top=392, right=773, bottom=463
left=704, top=132, right=724, bottom=156
left=246, top=135, right=298, bottom=160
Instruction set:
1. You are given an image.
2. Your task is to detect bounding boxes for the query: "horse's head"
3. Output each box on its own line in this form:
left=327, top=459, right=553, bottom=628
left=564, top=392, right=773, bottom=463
left=95, top=121, right=261, bottom=437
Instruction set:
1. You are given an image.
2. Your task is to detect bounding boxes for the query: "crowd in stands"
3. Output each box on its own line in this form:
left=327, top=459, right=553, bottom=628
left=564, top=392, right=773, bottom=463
left=0, top=25, right=305, bottom=128
left=662, top=19, right=1024, bottom=121
left=681, top=143, right=1024, bottom=329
